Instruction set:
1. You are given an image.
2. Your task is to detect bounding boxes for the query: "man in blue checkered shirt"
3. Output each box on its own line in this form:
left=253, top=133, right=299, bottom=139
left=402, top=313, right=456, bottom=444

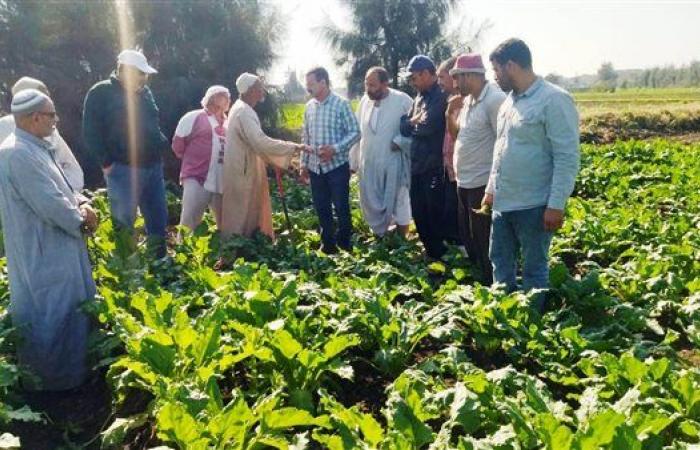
left=300, top=67, right=360, bottom=254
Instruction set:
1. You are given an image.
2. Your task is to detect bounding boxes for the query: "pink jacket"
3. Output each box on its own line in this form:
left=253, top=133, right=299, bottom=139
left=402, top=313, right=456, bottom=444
left=172, top=109, right=224, bottom=184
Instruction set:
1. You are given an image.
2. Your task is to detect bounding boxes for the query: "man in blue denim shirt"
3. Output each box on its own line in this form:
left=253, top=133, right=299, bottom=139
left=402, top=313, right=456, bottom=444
left=400, top=55, right=449, bottom=260
left=482, top=39, right=580, bottom=311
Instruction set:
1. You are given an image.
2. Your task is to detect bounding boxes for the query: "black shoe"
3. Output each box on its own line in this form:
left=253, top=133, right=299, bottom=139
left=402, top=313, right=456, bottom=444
left=321, top=244, right=338, bottom=255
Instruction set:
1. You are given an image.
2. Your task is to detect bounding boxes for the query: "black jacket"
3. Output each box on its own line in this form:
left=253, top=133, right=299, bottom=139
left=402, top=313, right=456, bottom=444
left=82, top=75, right=168, bottom=167
left=400, top=82, right=447, bottom=175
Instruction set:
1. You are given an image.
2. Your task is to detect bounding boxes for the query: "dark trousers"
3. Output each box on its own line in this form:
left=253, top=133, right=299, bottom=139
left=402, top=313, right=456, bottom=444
left=309, top=163, right=352, bottom=250
left=443, top=178, right=461, bottom=244
left=410, top=168, right=447, bottom=259
left=457, top=185, right=493, bottom=284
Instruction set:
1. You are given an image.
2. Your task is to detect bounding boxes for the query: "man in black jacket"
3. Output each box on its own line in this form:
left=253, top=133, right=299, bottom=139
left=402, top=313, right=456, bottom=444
left=82, top=49, right=169, bottom=257
left=400, top=55, right=448, bottom=260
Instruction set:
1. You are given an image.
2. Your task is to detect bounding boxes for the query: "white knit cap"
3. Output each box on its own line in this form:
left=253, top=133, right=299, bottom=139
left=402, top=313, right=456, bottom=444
left=201, top=85, right=230, bottom=109
left=236, top=73, right=260, bottom=95
left=11, top=89, right=51, bottom=115
left=12, top=77, right=48, bottom=96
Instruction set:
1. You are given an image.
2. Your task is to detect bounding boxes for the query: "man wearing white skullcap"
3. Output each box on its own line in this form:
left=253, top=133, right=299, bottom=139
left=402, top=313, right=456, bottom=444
left=0, top=88, right=97, bottom=390
left=219, top=73, right=307, bottom=242
left=235, top=73, right=259, bottom=95
left=82, top=49, right=169, bottom=257
left=0, top=77, right=85, bottom=191
left=172, top=85, right=231, bottom=233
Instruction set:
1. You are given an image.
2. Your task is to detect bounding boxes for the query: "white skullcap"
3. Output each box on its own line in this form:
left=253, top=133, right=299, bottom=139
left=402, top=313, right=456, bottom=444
left=201, top=85, right=230, bottom=109
left=236, top=73, right=260, bottom=95
left=12, top=77, right=48, bottom=96
left=11, top=89, right=51, bottom=115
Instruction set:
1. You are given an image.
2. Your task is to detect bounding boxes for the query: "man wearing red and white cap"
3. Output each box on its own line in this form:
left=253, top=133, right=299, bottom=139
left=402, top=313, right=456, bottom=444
left=447, top=53, right=506, bottom=284
left=82, top=49, right=169, bottom=257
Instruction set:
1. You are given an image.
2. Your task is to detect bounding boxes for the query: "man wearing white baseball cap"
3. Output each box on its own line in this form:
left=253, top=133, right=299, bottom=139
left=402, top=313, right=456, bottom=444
left=82, top=49, right=169, bottom=257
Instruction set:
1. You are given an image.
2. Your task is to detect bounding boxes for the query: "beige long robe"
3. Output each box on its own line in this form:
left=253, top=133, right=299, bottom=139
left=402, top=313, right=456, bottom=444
left=221, top=99, right=296, bottom=239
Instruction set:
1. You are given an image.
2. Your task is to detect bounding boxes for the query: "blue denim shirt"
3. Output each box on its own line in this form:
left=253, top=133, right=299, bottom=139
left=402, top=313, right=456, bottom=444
left=486, top=77, right=580, bottom=212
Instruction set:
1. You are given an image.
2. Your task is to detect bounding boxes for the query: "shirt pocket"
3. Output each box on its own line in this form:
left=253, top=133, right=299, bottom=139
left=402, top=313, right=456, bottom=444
left=508, top=108, right=545, bottom=145
left=466, top=107, right=489, bottom=130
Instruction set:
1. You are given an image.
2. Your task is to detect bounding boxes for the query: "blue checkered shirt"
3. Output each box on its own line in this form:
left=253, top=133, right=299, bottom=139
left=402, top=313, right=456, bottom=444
left=301, top=92, right=360, bottom=174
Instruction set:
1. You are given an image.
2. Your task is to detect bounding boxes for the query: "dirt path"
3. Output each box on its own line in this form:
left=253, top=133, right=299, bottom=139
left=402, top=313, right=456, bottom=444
left=6, top=373, right=112, bottom=450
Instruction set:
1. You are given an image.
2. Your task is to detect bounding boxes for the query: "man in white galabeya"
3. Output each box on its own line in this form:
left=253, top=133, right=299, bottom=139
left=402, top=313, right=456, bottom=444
left=351, top=66, right=413, bottom=237
left=0, top=89, right=98, bottom=390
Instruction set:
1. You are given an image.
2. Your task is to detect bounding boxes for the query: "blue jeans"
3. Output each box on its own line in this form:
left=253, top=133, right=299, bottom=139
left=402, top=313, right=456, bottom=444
left=105, top=162, right=168, bottom=251
left=309, top=163, right=352, bottom=250
left=490, top=206, right=553, bottom=303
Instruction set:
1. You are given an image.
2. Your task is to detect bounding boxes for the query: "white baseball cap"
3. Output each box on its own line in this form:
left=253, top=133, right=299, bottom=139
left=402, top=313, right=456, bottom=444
left=117, top=49, right=157, bottom=74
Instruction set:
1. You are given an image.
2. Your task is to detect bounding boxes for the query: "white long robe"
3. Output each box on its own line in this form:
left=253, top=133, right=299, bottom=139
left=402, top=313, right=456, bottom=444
left=350, top=89, right=413, bottom=235
left=0, top=129, right=95, bottom=390
left=0, top=115, right=84, bottom=191
left=221, top=99, right=296, bottom=239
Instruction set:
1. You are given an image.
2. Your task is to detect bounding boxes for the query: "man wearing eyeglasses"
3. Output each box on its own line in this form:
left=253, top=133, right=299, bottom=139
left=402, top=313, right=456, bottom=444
left=82, top=49, right=169, bottom=257
left=0, top=89, right=97, bottom=391
left=0, top=77, right=84, bottom=192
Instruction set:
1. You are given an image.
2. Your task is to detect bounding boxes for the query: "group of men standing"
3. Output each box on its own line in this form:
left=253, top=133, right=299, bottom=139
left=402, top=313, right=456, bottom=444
left=352, top=38, right=580, bottom=305
left=0, top=37, right=578, bottom=391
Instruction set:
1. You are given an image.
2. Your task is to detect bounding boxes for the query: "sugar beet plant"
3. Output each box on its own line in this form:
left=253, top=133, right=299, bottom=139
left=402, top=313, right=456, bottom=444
left=0, top=139, right=699, bottom=448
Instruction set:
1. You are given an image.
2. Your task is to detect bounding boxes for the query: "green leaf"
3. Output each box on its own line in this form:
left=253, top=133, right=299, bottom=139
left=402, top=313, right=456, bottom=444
left=577, top=409, right=626, bottom=450
left=620, top=353, right=647, bottom=384
left=679, top=419, right=700, bottom=438
left=192, top=313, right=222, bottom=366
left=359, top=413, right=385, bottom=446
left=674, top=374, right=700, bottom=415
left=272, top=329, right=303, bottom=359
left=610, top=424, right=641, bottom=450
left=3, top=405, right=42, bottom=423
left=312, top=432, right=346, bottom=450
left=207, top=394, right=254, bottom=442
left=391, top=401, right=434, bottom=448
left=101, top=414, right=148, bottom=449
left=323, top=334, right=361, bottom=359
left=633, top=410, right=676, bottom=439
left=172, top=309, right=197, bottom=353
left=427, top=262, right=446, bottom=275
left=262, top=407, right=332, bottom=430
left=156, top=402, right=208, bottom=448
left=648, top=358, right=670, bottom=381
left=137, top=335, right=176, bottom=377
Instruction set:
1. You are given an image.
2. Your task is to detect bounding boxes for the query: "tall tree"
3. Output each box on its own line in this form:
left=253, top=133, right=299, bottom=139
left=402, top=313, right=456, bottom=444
left=0, top=0, right=282, bottom=187
left=597, top=61, right=618, bottom=91
left=283, top=69, right=306, bottom=103
left=322, top=0, right=467, bottom=96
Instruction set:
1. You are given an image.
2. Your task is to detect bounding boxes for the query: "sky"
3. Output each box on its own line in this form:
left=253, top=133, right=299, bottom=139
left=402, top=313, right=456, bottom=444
left=264, top=0, right=700, bottom=88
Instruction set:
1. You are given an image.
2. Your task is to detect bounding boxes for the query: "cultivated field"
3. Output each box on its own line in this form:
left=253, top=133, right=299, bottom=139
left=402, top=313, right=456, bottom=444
left=1, top=90, right=699, bottom=449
